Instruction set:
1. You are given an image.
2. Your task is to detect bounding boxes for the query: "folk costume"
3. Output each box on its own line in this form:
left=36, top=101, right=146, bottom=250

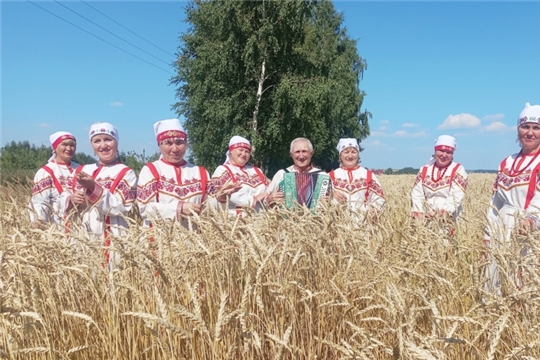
left=484, top=103, right=540, bottom=294
left=137, top=119, right=210, bottom=228
left=211, top=136, right=268, bottom=216
left=29, top=131, right=80, bottom=224
left=267, top=164, right=330, bottom=210
left=72, top=123, right=137, bottom=267
left=329, top=139, right=385, bottom=221
left=411, top=135, right=468, bottom=219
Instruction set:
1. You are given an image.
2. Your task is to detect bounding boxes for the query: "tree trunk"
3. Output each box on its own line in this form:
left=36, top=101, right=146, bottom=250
left=252, top=60, right=266, bottom=134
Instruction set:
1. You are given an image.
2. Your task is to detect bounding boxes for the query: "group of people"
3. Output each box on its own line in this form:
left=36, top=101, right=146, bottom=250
left=29, top=102, right=540, bottom=295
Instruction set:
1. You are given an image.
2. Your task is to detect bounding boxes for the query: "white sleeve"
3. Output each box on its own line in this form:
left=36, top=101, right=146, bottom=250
left=86, top=169, right=137, bottom=217
left=411, top=168, right=425, bottom=214
left=367, top=174, right=386, bottom=212
left=29, top=168, right=55, bottom=222
left=525, top=171, right=540, bottom=229
left=484, top=172, right=504, bottom=242
left=267, top=170, right=285, bottom=193
left=444, top=164, right=468, bottom=214
left=137, top=165, right=179, bottom=221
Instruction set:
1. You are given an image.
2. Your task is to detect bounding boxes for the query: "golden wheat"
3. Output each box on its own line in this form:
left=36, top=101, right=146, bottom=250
left=1, top=174, right=540, bottom=359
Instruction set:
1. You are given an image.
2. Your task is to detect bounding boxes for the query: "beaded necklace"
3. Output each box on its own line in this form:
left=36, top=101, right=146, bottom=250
left=509, top=151, right=540, bottom=177
left=431, top=164, right=450, bottom=182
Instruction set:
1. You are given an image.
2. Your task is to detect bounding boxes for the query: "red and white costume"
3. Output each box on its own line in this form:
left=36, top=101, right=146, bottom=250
left=484, top=103, right=540, bottom=294
left=72, top=162, right=137, bottom=238
left=330, top=166, right=386, bottom=215
left=211, top=136, right=268, bottom=216
left=411, top=135, right=468, bottom=218
left=137, top=119, right=210, bottom=228
left=29, top=131, right=79, bottom=224
left=72, top=123, right=137, bottom=268
left=330, top=138, right=385, bottom=220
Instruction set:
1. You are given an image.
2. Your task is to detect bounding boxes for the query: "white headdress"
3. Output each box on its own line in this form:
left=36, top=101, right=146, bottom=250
left=89, top=122, right=119, bottom=142
left=336, top=138, right=359, bottom=154
left=517, top=102, right=540, bottom=126
left=427, top=135, right=457, bottom=165
left=153, top=118, right=186, bottom=143
left=225, top=135, right=251, bottom=163
left=48, top=131, right=76, bottom=162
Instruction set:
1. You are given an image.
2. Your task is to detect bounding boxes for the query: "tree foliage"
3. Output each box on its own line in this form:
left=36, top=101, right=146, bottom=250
left=172, top=0, right=370, bottom=175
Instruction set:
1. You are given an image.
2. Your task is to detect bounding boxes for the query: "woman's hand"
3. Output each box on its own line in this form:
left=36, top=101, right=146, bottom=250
left=518, top=218, right=534, bottom=235
left=182, top=202, right=202, bottom=215
left=265, top=191, right=284, bottom=206
left=332, top=190, right=348, bottom=203
left=69, top=190, right=87, bottom=211
left=215, top=181, right=242, bottom=202
left=254, top=192, right=268, bottom=204
left=76, top=172, right=96, bottom=193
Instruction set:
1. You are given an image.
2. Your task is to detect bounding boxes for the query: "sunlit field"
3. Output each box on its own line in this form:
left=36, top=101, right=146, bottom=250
left=2, top=173, right=540, bottom=359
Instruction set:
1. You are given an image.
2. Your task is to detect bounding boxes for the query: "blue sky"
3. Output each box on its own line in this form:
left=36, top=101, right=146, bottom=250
left=2, top=1, right=539, bottom=170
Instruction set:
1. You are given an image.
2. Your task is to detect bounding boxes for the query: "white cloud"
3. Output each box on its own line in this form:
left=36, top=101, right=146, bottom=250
left=370, top=140, right=382, bottom=146
left=109, top=102, right=123, bottom=107
left=379, top=126, right=388, bottom=131
left=438, top=113, right=481, bottom=129
left=38, top=123, right=50, bottom=128
left=380, top=120, right=390, bottom=125
left=394, top=130, right=426, bottom=138
left=370, top=131, right=388, bottom=137
left=484, top=121, right=509, bottom=132
left=402, top=123, right=416, bottom=128
left=483, top=113, right=505, bottom=122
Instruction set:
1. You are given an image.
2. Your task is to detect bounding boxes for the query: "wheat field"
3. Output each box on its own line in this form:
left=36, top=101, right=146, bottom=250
left=1, top=173, right=540, bottom=359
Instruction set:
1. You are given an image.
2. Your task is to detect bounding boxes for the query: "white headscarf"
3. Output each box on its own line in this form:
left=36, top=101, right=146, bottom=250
left=89, top=122, right=119, bottom=142
left=153, top=118, right=186, bottom=143
left=518, top=102, right=540, bottom=126
left=225, top=135, right=251, bottom=163
left=426, top=135, right=457, bottom=165
left=48, top=131, right=76, bottom=162
left=336, top=138, right=359, bottom=154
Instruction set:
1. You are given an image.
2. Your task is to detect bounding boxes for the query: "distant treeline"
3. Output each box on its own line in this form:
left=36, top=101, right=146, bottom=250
left=0, top=141, right=159, bottom=184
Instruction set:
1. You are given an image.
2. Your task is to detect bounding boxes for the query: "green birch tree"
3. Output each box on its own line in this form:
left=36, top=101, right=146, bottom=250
left=172, top=0, right=370, bottom=175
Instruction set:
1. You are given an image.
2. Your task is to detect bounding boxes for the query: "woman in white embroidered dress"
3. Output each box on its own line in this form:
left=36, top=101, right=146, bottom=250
left=137, top=119, right=210, bottom=228
left=411, top=135, right=468, bottom=221
left=71, top=123, right=137, bottom=267
left=484, top=102, right=540, bottom=294
left=329, top=138, right=385, bottom=222
left=29, top=131, right=79, bottom=227
left=211, top=136, right=269, bottom=216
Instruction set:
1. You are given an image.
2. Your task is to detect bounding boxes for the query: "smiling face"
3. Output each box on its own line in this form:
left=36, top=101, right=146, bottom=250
left=434, top=148, right=454, bottom=168
left=229, top=147, right=251, bottom=167
left=290, top=140, right=314, bottom=171
left=339, top=147, right=359, bottom=169
left=55, top=139, right=76, bottom=163
left=518, top=123, right=540, bottom=154
left=159, top=138, right=187, bottom=164
left=91, top=134, right=118, bottom=165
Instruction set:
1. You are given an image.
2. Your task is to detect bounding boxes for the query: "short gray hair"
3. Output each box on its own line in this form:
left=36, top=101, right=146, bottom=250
left=290, top=137, right=313, bottom=152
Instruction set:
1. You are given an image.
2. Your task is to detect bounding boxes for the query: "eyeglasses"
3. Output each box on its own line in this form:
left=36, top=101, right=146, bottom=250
left=160, top=138, right=186, bottom=146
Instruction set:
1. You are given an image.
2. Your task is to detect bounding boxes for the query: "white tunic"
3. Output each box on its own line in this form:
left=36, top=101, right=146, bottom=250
left=73, top=163, right=137, bottom=238
left=485, top=152, right=540, bottom=243
left=211, top=163, right=268, bottom=216
left=137, top=159, right=211, bottom=227
left=411, top=162, right=468, bottom=218
left=29, top=161, right=80, bottom=224
left=330, top=166, right=385, bottom=217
